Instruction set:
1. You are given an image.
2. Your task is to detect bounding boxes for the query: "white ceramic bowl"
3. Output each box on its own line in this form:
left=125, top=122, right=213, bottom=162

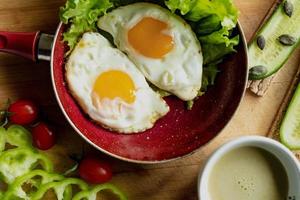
left=198, top=136, right=300, bottom=200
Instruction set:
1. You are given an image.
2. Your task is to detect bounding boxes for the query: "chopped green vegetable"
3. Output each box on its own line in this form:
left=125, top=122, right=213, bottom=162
left=0, top=125, right=50, bottom=185
left=0, top=147, right=53, bottom=184
left=0, top=127, right=5, bottom=152
left=73, top=183, right=127, bottom=200
left=31, top=178, right=89, bottom=200
left=3, top=170, right=64, bottom=200
left=0, top=125, right=52, bottom=185
left=0, top=124, right=126, bottom=199
left=0, top=125, right=32, bottom=152
left=6, top=125, right=32, bottom=148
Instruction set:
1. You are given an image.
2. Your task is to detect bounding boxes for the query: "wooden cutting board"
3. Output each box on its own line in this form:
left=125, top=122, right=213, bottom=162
left=0, top=0, right=300, bottom=199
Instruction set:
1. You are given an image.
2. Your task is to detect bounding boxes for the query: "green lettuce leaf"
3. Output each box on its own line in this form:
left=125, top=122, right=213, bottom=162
left=110, top=0, right=146, bottom=7
left=186, top=0, right=238, bottom=27
left=165, top=0, right=238, bottom=26
left=201, top=64, right=219, bottom=92
left=165, top=0, right=196, bottom=15
left=202, top=34, right=239, bottom=65
left=195, top=14, right=222, bottom=35
left=166, top=0, right=239, bottom=95
left=59, top=0, right=113, bottom=51
left=165, top=0, right=239, bottom=65
left=199, top=27, right=231, bottom=46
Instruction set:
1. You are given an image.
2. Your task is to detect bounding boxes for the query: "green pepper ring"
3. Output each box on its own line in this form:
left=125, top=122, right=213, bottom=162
left=0, top=124, right=32, bottom=152
left=0, top=147, right=53, bottom=184
left=31, top=177, right=89, bottom=200
left=0, top=127, right=5, bottom=152
left=73, top=183, right=127, bottom=200
left=0, top=125, right=127, bottom=200
left=3, top=169, right=64, bottom=200
left=6, top=125, right=32, bottom=148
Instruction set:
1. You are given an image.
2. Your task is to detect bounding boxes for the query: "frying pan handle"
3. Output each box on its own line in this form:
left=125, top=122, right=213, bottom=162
left=0, top=31, right=54, bottom=62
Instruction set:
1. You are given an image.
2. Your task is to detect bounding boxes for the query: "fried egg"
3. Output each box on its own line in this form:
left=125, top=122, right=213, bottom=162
left=98, top=3, right=203, bottom=101
left=66, top=32, right=169, bottom=134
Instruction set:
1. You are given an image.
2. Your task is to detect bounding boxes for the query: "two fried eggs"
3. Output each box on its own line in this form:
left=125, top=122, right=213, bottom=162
left=66, top=3, right=203, bottom=134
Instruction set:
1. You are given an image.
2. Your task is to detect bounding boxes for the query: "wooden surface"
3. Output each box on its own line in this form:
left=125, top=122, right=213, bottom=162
left=0, top=0, right=300, bottom=199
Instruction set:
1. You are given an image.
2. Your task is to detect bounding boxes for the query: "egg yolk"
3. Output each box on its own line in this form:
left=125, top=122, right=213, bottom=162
left=128, top=17, right=174, bottom=59
left=93, top=70, right=136, bottom=104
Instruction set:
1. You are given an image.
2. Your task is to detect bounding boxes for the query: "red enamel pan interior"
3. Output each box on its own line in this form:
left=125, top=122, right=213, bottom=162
left=51, top=23, right=248, bottom=163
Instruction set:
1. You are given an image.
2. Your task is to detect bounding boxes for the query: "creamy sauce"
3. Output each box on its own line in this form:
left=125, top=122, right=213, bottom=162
left=208, top=147, right=288, bottom=200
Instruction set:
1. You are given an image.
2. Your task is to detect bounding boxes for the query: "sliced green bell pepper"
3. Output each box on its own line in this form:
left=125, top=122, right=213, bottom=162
left=3, top=169, right=64, bottom=200
left=0, top=125, right=32, bottom=153
left=0, top=147, right=53, bottom=184
left=31, top=178, right=89, bottom=200
left=0, top=127, right=6, bottom=152
left=73, top=183, right=127, bottom=200
left=6, top=125, right=32, bottom=148
left=0, top=124, right=127, bottom=200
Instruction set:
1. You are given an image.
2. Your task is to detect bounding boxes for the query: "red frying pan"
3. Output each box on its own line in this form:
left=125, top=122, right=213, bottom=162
left=0, top=22, right=248, bottom=163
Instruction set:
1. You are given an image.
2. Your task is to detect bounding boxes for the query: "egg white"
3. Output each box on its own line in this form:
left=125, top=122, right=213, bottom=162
left=66, top=32, right=169, bottom=133
left=98, top=3, right=203, bottom=101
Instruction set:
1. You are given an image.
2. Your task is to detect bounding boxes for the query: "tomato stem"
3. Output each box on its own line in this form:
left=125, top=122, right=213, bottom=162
left=63, top=163, right=79, bottom=176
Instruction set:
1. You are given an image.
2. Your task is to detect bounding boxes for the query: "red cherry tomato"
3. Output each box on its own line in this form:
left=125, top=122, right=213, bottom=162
left=79, top=157, right=113, bottom=184
left=8, top=100, right=39, bottom=125
left=32, top=122, right=56, bottom=150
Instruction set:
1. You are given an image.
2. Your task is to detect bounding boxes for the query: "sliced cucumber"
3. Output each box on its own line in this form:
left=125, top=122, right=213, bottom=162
left=280, top=83, right=300, bottom=150
left=248, top=0, right=300, bottom=80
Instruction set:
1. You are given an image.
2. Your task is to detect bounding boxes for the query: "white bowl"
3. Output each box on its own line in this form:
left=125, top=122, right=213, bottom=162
left=198, top=136, right=300, bottom=200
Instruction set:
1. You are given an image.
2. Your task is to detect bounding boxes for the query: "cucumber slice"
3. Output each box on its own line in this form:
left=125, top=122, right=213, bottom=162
left=248, top=0, right=300, bottom=80
left=280, top=83, right=300, bottom=150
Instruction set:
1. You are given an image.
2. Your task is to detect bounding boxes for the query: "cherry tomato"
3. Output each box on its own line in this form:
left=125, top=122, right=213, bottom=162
left=79, top=157, right=113, bottom=184
left=8, top=100, right=39, bottom=125
left=32, top=122, right=56, bottom=150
